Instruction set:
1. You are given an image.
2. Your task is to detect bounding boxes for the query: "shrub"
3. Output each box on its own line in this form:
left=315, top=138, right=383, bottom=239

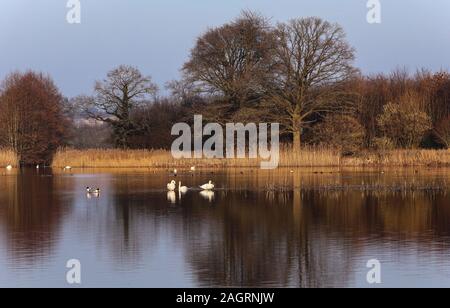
left=311, top=115, right=365, bottom=152
left=373, top=137, right=395, bottom=151
left=435, top=116, right=450, bottom=148
left=377, top=92, right=432, bottom=148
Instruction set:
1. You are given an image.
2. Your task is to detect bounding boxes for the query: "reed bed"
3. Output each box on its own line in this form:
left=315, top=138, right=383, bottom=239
left=51, top=148, right=450, bottom=169
left=0, top=149, right=18, bottom=167
left=345, top=149, right=450, bottom=167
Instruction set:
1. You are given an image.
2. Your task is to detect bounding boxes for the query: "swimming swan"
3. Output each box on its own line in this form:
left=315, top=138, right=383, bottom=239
left=179, top=182, right=188, bottom=193
left=167, top=180, right=176, bottom=191
left=200, top=181, right=214, bottom=191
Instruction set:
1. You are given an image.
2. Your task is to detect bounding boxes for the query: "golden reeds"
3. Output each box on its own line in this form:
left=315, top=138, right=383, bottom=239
left=0, top=147, right=447, bottom=169
left=50, top=147, right=450, bottom=169
left=0, top=149, right=19, bottom=167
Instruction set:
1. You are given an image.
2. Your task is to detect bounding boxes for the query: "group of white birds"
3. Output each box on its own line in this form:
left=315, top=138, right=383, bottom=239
left=167, top=167, right=215, bottom=193
left=167, top=180, right=215, bottom=192
left=5, top=164, right=213, bottom=199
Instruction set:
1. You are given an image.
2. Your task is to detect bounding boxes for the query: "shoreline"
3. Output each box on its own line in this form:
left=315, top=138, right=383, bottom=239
left=1, top=148, right=449, bottom=169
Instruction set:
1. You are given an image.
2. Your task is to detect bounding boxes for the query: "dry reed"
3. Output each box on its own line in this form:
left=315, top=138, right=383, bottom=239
left=0, top=149, right=19, bottom=167
left=51, top=147, right=450, bottom=169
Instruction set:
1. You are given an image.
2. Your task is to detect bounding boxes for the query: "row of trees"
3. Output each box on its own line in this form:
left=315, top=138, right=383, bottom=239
left=0, top=11, right=449, bottom=164
left=74, top=12, right=447, bottom=152
left=351, top=70, right=450, bottom=149
left=67, top=12, right=359, bottom=151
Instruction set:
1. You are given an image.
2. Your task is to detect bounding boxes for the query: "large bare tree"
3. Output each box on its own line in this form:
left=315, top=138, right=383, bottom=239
left=269, top=17, right=357, bottom=150
left=84, top=65, right=158, bottom=148
left=182, top=11, right=276, bottom=122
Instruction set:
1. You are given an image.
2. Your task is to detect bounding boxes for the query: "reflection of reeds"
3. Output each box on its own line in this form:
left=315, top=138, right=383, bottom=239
left=263, top=182, right=448, bottom=193
left=0, top=149, right=18, bottom=167
left=51, top=147, right=450, bottom=168
left=265, top=183, right=291, bottom=192
left=263, top=183, right=447, bottom=207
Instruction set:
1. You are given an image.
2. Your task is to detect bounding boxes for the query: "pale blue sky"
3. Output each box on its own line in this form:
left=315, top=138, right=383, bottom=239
left=0, top=0, right=449, bottom=97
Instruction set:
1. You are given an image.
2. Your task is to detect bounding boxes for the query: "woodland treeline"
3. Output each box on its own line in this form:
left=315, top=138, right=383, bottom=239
left=0, top=11, right=449, bottom=164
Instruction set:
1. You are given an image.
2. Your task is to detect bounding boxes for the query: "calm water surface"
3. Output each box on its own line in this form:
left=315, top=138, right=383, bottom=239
left=0, top=168, right=449, bottom=288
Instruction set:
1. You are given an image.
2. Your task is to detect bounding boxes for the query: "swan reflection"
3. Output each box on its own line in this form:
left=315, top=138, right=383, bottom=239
left=200, top=190, right=215, bottom=203
left=167, top=191, right=176, bottom=204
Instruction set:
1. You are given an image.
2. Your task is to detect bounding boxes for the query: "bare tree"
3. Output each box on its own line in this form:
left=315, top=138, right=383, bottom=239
left=269, top=17, right=357, bottom=151
left=85, top=65, right=158, bottom=148
left=166, top=79, right=205, bottom=108
left=182, top=11, right=276, bottom=121
left=128, top=98, right=186, bottom=149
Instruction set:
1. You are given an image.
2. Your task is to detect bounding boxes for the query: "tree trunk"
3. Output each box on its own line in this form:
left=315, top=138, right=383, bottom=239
left=292, top=114, right=302, bottom=153
left=293, top=130, right=301, bottom=153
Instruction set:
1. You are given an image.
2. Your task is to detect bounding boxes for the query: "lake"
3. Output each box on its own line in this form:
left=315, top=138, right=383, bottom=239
left=0, top=168, right=449, bottom=288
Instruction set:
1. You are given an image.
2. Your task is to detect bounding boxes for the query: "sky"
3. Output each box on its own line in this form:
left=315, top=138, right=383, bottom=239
left=0, top=0, right=450, bottom=97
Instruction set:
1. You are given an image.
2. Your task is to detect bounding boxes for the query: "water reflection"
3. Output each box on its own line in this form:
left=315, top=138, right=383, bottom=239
left=0, top=169, right=73, bottom=267
left=183, top=190, right=450, bottom=287
left=0, top=168, right=449, bottom=287
left=199, top=190, right=215, bottom=203
left=167, top=191, right=176, bottom=204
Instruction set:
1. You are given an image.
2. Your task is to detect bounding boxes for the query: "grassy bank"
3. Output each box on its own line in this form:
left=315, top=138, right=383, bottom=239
left=50, top=148, right=450, bottom=169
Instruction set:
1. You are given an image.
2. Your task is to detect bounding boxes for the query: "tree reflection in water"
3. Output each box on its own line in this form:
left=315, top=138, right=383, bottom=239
left=0, top=168, right=448, bottom=287
left=0, top=169, right=72, bottom=267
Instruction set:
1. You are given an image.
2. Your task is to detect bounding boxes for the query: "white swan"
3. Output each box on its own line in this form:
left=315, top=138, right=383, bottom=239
left=179, top=182, right=188, bottom=193
left=200, top=181, right=214, bottom=191
left=167, top=180, right=176, bottom=191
